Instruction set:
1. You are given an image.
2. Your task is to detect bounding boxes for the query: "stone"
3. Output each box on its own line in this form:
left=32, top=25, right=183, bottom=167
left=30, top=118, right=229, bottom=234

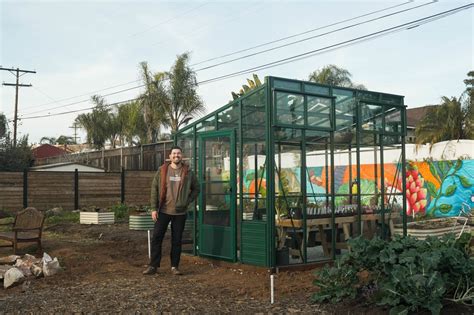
left=4, top=267, right=24, bottom=289
left=0, top=264, right=12, bottom=279
left=0, top=255, right=20, bottom=264
left=30, top=263, right=43, bottom=278
left=42, top=252, right=60, bottom=276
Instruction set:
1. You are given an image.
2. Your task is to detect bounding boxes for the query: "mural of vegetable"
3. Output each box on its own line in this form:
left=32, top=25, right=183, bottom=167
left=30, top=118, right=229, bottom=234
left=405, top=162, right=428, bottom=217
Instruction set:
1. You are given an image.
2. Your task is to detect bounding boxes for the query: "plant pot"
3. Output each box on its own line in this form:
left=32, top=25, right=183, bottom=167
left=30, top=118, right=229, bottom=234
left=391, top=218, right=470, bottom=240
left=129, top=214, right=154, bottom=230
left=80, top=212, right=115, bottom=224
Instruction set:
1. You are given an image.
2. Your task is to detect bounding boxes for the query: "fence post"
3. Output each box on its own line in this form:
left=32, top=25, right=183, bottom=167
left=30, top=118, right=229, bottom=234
left=74, top=168, right=79, bottom=210
left=121, top=167, right=125, bottom=204
left=23, top=169, right=28, bottom=208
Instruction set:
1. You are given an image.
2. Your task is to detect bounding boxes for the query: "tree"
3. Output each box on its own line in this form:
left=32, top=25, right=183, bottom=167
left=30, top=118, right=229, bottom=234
left=0, top=113, right=7, bottom=139
left=0, top=128, right=32, bottom=171
left=116, top=100, right=147, bottom=146
left=56, top=135, right=76, bottom=145
left=40, top=136, right=57, bottom=144
left=308, top=64, right=366, bottom=89
left=75, top=95, right=113, bottom=149
left=139, top=62, right=167, bottom=143
left=140, top=53, right=205, bottom=135
left=231, top=74, right=262, bottom=100
left=415, top=71, right=474, bottom=144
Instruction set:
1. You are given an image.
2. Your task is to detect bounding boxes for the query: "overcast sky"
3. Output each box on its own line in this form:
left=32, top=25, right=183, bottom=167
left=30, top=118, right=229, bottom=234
left=1, top=0, right=473, bottom=144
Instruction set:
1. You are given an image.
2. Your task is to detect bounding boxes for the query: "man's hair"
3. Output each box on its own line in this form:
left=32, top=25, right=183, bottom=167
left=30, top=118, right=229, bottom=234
left=169, top=145, right=183, bottom=154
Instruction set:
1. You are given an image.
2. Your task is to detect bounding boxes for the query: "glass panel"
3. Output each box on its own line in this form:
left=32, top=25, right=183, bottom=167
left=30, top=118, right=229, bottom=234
left=360, top=103, right=383, bottom=131
left=241, top=142, right=267, bottom=221
left=380, top=94, right=403, bottom=105
left=333, top=88, right=355, bottom=131
left=242, top=89, right=265, bottom=140
left=274, top=79, right=301, bottom=91
left=202, top=136, right=231, bottom=226
left=196, top=116, right=216, bottom=132
left=304, top=84, right=330, bottom=95
left=307, top=96, right=331, bottom=129
left=217, top=104, right=239, bottom=130
left=275, top=92, right=304, bottom=126
left=384, top=106, right=403, bottom=134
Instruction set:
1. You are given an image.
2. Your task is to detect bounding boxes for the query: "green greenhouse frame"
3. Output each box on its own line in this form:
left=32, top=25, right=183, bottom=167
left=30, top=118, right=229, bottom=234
left=176, top=76, right=407, bottom=267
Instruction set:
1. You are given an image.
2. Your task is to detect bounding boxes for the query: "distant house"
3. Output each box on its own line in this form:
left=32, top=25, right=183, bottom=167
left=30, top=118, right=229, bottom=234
left=406, top=105, right=436, bottom=143
left=29, top=162, right=104, bottom=172
left=31, top=144, right=69, bottom=160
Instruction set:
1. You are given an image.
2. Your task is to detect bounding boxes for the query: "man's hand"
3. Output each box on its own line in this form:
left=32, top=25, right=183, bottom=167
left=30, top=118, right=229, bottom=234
left=151, top=210, right=158, bottom=222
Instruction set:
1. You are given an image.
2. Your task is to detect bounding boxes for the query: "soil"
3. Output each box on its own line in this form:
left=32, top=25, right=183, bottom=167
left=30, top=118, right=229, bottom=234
left=0, top=222, right=472, bottom=314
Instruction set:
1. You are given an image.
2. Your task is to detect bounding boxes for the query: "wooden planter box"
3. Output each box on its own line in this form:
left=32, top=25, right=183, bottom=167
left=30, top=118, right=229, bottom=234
left=80, top=212, right=115, bottom=225
left=391, top=218, right=470, bottom=240
left=129, top=214, right=154, bottom=231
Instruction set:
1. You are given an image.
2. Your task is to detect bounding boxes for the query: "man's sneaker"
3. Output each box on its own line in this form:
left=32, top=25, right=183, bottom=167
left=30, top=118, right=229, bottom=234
left=171, top=267, right=182, bottom=275
left=142, top=266, right=157, bottom=275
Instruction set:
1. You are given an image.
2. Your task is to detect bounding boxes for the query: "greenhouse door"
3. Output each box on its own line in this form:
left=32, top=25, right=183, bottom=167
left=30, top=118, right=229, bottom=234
left=198, top=130, right=236, bottom=261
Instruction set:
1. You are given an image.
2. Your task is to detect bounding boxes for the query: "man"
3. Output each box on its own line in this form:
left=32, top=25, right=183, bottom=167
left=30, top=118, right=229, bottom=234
left=143, top=145, right=200, bottom=275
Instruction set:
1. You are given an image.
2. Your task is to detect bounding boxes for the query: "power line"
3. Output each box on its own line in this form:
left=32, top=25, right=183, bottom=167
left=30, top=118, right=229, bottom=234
left=191, top=0, right=415, bottom=66
left=194, top=0, right=437, bottom=72
left=197, top=3, right=473, bottom=85
left=5, top=0, right=422, bottom=115
left=9, top=1, right=413, bottom=116
left=16, top=3, right=473, bottom=121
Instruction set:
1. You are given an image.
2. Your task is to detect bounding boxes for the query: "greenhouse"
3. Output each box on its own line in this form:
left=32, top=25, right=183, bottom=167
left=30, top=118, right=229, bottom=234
left=176, top=76, right=407, bottom=267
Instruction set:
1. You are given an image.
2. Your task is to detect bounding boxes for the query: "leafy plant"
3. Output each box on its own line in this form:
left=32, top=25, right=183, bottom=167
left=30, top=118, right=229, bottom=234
left=312, top=233, right=474, bottom=315
left=111, top=203, right=130, bottom=220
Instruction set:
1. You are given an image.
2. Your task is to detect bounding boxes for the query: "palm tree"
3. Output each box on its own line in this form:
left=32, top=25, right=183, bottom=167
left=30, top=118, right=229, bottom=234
left=231, top=74, right=262, bottom=100
left=139, top=53, right=205, bottom=135
left=139, top=62, right=167, bottom=143
left=56, top=135, right=76, bottom=145
left=40, top=136, right=57, bottom=144
left=416, top=71, right=474, bottom=145
left=308, top=64, right=366, bottom=89
left=75, top=95, right=112, bottom=149
left=117, top=101, right=147, bottom=146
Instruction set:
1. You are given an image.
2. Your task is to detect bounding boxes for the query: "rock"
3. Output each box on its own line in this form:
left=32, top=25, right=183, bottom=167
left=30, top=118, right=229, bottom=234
left=31, top=263, right=43, bottom=278
left=14, top=259, right=32, bottom=277
left=4, top=267, right=24, bottom=289
left=0, top=264, right=12, bottom=279
left=43, top=252, right=60, bottom=276
left=0, top=255, right=20, bottom=264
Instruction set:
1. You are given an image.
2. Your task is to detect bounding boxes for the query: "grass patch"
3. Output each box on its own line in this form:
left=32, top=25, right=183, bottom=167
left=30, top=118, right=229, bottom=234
left=45, top=211, right=79, bottom=225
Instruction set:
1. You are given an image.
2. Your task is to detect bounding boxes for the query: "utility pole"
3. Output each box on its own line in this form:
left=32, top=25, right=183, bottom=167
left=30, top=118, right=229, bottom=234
left=69, top=122, right=80, bottom=144
left=1, top=66, right=36, bottom=146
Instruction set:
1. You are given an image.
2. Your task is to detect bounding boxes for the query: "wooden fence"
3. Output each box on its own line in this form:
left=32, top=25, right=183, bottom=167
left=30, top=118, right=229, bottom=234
left=0, top=170, right=156, bottom=212
left=34, top=141, right=173, bottom=171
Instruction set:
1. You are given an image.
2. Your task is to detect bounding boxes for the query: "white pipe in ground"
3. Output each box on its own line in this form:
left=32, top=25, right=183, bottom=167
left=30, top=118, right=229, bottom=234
left=147, top=230, right=151, bottom=259
left=270, top=274, right=275, bottom=304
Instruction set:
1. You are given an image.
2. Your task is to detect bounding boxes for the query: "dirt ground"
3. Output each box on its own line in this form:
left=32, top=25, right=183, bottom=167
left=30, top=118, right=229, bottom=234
left=0, top=222, right=472, bottom=314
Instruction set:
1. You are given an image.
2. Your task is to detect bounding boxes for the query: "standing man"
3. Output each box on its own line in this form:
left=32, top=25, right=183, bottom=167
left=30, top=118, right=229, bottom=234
left=143, top=145, right=200, bottom=275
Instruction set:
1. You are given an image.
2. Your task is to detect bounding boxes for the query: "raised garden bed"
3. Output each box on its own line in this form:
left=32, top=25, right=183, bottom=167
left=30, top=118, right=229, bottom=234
left=79, top=212, right=115, bottom=225
left=391, top=217, right=470, bottom=240
left=129, top=214, right=154, bottom=230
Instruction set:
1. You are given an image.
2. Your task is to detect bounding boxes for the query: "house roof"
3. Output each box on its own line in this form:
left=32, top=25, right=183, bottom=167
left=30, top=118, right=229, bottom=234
left=31, top=144, right=68, bottom=159
left=29, top=162, right=104, bottom=171
left=406, top=105, right=437, bottom=128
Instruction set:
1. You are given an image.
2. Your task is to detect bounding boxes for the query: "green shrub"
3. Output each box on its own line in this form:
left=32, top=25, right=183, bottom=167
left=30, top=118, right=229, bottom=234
left=111, top=203, right=130, bottom=220
left=312, top=233, right=474, bottom=315
left=45, top=211, right=79, bottom=225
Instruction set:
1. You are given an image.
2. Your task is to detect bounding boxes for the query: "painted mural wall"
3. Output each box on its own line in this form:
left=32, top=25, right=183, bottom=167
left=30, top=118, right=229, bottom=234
left=241, top=159, right=474, bottom=217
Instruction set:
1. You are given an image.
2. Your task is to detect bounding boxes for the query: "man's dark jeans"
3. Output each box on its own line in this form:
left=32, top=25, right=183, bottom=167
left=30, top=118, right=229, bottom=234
left=149, top=212, right=187, bottom=268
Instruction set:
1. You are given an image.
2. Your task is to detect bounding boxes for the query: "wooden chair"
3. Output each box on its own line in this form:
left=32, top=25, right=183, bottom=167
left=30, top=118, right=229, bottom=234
left=0, top=207, right=45, bottom=254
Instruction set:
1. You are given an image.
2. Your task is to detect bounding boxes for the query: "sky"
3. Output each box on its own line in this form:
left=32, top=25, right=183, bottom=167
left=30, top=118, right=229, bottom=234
left=1, top=0, right=473, bottom=144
